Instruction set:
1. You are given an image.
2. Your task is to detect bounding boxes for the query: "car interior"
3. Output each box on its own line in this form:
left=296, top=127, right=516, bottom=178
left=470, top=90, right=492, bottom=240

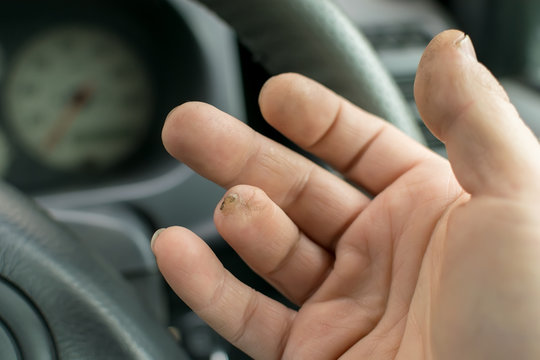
left=0, top=0, right=539, bottom=359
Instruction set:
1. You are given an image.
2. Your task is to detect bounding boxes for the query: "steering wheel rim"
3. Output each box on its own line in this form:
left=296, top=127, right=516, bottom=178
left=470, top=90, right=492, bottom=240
left=0, top=1, right=423, bottom=359
left=0, top=181, right=190, bottom=359
left=199, top=0, right=424, bottom=143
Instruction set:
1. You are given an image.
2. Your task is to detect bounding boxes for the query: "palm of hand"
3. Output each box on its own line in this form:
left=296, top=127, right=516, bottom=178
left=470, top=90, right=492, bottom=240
left=284, top=160, right=463, bottom=359
left=153, top=30, right=540, bottom=359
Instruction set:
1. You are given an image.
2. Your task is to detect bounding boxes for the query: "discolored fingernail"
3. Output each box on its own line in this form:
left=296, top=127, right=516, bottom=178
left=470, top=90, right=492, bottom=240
left=151, top=228, right=165, bottom=251
left=220, top=193, right=239, bottom=213
left=455, top=33, right=477, bottom=61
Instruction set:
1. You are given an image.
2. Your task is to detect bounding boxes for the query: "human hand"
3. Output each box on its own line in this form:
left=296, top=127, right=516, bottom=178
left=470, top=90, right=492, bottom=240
left=152, top=30, right=540, bottom=359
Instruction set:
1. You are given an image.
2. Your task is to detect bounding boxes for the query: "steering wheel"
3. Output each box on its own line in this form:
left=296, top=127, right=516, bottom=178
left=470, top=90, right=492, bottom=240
left=0, top=1, right=423, bottom=359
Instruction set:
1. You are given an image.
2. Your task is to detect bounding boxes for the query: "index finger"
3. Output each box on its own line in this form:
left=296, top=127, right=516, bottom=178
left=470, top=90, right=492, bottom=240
left=162, top=102, right=368, bottom=249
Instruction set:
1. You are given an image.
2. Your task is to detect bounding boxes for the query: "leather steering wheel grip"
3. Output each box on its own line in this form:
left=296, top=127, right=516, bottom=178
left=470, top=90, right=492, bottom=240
left=0, top=182, right=188, bottom=360
left=198, top=0, right=425, bottom=143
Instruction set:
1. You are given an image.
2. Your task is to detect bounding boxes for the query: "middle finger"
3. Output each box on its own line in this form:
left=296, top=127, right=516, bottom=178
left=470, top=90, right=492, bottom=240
left=162, top=102, right=369, bottom=248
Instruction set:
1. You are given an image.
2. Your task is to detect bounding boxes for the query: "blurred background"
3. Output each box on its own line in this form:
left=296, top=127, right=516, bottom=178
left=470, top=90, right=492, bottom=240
left=0, top=1, right=538, bottom=359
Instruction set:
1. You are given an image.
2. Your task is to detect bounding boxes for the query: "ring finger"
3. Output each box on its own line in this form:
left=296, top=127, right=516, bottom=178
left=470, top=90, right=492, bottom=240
left=214, top=184, right=334, bottom=304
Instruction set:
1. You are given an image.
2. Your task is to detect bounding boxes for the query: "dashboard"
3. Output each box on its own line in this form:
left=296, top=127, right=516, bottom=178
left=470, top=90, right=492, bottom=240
left=0, top=1, right=249, bottom=357
left=0, top=0, right=207, bottom=192
left=1, top=0, right=539, bottom=359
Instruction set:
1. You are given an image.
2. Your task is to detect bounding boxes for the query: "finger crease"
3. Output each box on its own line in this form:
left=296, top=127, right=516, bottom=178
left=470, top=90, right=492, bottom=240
left=388, top=157, right=432, bottom=200
left=199, top=266, right=228, bottom=314
left=282, top=163, right=315, bottom=210
left=277, top=311, right=297, bottom=358
left=341, top=124, right=386, bottom=176
left=299, top=257, right=335, bottom=304
left=306, top=99, right=345, bottom=150
left=225, top=128, right=261, bottom=188
left=267, top=228, right=302, bottom=277
left=230, top=288, right=260, bottom=344
left=328, top=204, right=366, bottom=251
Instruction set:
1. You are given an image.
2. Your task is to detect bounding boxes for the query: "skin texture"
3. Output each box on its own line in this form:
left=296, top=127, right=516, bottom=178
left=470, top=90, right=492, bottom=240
left=153, top=30, right=540, bottom=359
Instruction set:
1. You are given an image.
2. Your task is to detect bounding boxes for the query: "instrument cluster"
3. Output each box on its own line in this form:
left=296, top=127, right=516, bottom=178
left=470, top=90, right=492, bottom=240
left=0, top=0, right=204, bottom=192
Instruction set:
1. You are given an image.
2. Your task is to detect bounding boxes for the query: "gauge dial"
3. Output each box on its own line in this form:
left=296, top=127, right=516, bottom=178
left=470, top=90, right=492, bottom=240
left=3, top=26, right=153, bottom=172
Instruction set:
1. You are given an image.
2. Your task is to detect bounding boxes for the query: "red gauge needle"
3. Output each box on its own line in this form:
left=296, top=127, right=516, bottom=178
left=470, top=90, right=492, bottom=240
left=42, top=83, right=95, bottom=152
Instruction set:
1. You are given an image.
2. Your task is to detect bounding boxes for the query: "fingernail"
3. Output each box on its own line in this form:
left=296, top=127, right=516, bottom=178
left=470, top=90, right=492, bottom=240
left=151, top=228, right=165, bottom=250
left=455, top=33, right=477, bottom=61
left=220, top=193, right=239, bottom=213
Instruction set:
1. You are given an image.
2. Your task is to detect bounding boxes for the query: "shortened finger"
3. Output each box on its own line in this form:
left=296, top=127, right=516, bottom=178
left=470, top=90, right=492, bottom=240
left=162, top=102, right=369, bottom=248
left=259, top=73, right=439, bottom=194
left=214, top=185, right=334, bottom=304
left=152, top=227, right=295, bottom=360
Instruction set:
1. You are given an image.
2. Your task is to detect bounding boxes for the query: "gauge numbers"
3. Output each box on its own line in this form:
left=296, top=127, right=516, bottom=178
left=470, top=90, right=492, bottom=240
left=3, top=26, right=153, bottom=172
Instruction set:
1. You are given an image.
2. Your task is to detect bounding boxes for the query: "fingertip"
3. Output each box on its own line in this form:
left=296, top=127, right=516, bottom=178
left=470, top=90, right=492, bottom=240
left=161, top=107, right=178, bottom=155
left=414, top=29, right=512, bottom=140
left=151, top=226, right=190, bottom=258
left=213, top=185, right=270, bottom=233
left=414, top=30, right=474, bottom=139
left=414, top=29, right=540, bottom=196
left=151, top=226, right=207, bottom=272
left=258, top=73, right=302, bottom=105
left=213, top=184, right=295, bottom=275
left=160, top=101, right=255, bottom=184
left=162, top=102, right=199, bottom=156
left=258, top=73, right=304, bottom=123
left=416, top=29, right=470, bottom=71
left=150, top=227, right=166, bottom=252
left=258, top=72, right=341, bottom=148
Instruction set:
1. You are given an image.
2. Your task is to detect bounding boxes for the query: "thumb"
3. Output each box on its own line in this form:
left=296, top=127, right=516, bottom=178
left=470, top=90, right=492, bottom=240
left=414, top=29, right=540, bottom=198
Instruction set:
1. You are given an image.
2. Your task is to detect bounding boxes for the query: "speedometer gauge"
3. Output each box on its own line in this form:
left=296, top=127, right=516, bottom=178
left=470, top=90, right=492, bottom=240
left=3, top=26, right=153, bottom=172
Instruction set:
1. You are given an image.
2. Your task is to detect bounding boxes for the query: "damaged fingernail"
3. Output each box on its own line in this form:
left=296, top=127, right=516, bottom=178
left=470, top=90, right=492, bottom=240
left=220, top=193, right=239, bottom=211
left=151, top=228, right=165, bottom=250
